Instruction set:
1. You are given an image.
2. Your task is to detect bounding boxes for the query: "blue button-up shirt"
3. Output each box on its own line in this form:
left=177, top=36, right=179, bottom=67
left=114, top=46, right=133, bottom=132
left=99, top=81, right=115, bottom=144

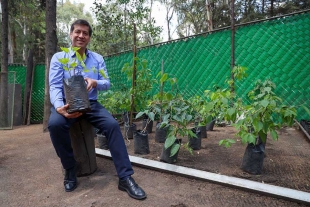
left=49, top=49, right=110, bottom=109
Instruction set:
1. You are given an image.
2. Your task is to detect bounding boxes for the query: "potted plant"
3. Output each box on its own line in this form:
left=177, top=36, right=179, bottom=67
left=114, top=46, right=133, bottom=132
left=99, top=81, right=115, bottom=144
left=122, top=57, right=153, bottom=138
left=159, top=94, right=197, bottom=164
left=152, top=71, right=178, bottom=143
left=188, top=94, right=210, bottom=138
left=220, top=79, right=297, bottom=174
left=121, top=57, right=155, bottom=139
left=58, top=46, right=107, bottom=114
left=134, top=109, right=156, bottom=155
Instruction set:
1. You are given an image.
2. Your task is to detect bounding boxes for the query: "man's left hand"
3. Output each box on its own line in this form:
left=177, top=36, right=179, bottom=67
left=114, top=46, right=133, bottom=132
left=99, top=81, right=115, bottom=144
left=84, top=77, right=97, bottom=92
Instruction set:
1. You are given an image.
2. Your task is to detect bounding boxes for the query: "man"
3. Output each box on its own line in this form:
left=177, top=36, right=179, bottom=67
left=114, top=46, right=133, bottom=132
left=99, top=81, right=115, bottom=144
left=48, top=19, right=146, bottom=200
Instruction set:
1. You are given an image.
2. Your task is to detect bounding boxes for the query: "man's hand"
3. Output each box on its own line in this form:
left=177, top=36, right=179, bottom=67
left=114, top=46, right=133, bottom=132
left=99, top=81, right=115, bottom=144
left=56, top=104, right=82, bottom=118
left=84, top=77, right=97, bottom=92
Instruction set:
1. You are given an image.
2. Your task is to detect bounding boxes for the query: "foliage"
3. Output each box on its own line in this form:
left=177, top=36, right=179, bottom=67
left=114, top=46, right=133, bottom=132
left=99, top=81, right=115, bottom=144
left=98, top=90, right=130, bottom=114
left=90, top=0, right=162, bottom=55
left=121, top=57, right=155, bottom=112
left=6, top=0, right=46, bottom=63
left=160, top=94, right=197, bottom=156
left=225, top=79, right=297, bottom=147
left=58, top=46, right=107, bottom=78
left=188, top=94, right=212, bottom=126
left=135, top=71, right=177, bottom=132
left=160, top=0, right=309, bottom=38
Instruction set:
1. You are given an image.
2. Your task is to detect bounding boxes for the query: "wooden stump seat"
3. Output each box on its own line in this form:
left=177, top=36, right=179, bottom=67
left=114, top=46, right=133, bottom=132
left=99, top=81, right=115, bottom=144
left=69, top=119, right=97, bottom=177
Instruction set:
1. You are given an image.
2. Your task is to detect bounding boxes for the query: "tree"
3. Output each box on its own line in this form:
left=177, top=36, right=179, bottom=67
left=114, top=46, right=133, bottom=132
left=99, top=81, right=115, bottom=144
left=43, top=0, right=57, bottom=132
left=7, top=0, right=46, bottom=63
left=90, top=0, right=162, bottom=56
left=157, top=0, right=176, bottom=40
left=0, top=0, right=9, bottom=128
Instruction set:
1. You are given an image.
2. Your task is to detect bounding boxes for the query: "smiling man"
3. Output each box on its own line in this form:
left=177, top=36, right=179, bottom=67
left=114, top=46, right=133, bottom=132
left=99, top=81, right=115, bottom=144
left=48, top=19, right=147, bottom=200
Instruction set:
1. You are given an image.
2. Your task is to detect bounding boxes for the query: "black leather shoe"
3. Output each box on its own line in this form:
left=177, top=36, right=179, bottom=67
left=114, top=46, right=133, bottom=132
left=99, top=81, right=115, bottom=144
left=64, top=166, right=77, bottom=192
left=118, top=177, right=147, bottom=200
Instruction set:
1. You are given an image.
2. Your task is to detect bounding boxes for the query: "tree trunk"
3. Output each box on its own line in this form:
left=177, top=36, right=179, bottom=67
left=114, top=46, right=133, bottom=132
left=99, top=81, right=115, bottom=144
left=206, top=0, right=213, bottom=31
left=0, top=0, right=9, bottom=128
left=23, top=49, right=34, bottom=125
left=43, top=0, right=57, bottom=132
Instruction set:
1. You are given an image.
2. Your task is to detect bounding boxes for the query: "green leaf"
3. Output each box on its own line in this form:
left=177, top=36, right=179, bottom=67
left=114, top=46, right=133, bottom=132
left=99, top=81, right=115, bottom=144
left=160, top=73, right=168, bottom=83
left=164, top=135, right=176, bottom=149
left=72, top=47, right=80, bottom=52
left=99, top=70, right=107, bottom=78
left=135, top=112, right=144, bottom=119
left=170, top=143, right=180, bottom=157
left=70, top=62, right=77, bottom=68
left=270, top=129, right=278, bottom=140
left=260, top=100, right=269, bottom=108
left=60, top=47, right=70, bottom=53
left=148, top=112, right=155, bottom=121
left=58, top=58, right=69, bottom=64
left=227, top=108, right=235, bottom=116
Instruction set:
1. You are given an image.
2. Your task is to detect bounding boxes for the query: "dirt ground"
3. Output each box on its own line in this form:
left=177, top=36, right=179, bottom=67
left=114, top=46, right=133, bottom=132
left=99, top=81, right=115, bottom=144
left=1, top=121, right=310, bottom=207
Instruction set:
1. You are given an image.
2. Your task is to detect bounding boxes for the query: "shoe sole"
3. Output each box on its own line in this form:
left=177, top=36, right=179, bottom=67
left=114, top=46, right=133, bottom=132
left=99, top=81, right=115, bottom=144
left=118, top=185, right=147, bottom=200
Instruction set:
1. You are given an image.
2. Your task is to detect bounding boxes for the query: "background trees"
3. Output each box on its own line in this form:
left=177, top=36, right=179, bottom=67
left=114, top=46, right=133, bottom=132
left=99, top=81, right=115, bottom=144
left=90, top=0, right=162, bottom=56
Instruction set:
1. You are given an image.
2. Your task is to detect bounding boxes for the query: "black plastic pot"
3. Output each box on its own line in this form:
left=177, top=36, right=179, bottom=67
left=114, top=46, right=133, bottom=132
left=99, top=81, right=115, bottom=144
left=160, top=139, right=182, bottom=164
left=300, top=119, right=310, bottom=135
left=206, top=119, right=216, bottom=131
left=155, top=122, right=169, bottom=143
left=124, top=123, right=136, bottom=139
left=133, top=130, right=150, bottom=155
left=142, top=119, right=153, bottom=134
left=122, top=112, right=129, bottom=124
left=189, top=128, right=202, bottom=150
left=241, top=140, right=265, bottom=175
left=199, top=125, right=207, bottom=138
left=63, top=75, right=91, bottom=114
left=97, top=133, right=108, bottom=150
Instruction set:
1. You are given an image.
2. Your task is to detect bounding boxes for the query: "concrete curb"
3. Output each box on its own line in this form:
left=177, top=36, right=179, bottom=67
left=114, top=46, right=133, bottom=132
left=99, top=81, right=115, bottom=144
left=96, top=148, right=310, bottom=205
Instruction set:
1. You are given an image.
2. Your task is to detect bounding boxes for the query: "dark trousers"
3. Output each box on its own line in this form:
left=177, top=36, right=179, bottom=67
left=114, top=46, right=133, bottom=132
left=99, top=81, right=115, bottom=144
left=48, top=101, right=134, bottom=179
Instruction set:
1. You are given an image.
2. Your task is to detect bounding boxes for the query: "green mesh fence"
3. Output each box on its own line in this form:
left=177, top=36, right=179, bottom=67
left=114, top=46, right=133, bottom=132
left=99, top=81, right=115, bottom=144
left=4, top=11, right=310, bottom=123
left=234, top=13, right=310, bottom=120
left=8, top=64, right=26, bottom=113
left=30, top=64, right=45, bottom=123
left=105, top=12, right=310, bottom=120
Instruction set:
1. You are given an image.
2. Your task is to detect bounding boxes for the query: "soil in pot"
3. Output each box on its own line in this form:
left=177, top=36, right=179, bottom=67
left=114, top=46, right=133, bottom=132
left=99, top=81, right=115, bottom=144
left=155, top=122, right=169, bottom=143
left=124, top=123, right=136, bottom=139
left=142, top=119, right=153, bottom=134
left=160, top=139, right=182, bottom=164
left=133, top=130, right=150, bottom=155
left=63, top=75, right=91, bottom=114
left=241, top=141, right=265, bottom=175
left=206, top=119, right=216, bottom=131
left=189, top=128, right=202, bottom=150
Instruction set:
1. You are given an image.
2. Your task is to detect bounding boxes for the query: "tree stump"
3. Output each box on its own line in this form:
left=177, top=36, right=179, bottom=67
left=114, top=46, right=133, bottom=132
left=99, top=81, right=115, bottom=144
left=69, top=119, right=97, bottom=177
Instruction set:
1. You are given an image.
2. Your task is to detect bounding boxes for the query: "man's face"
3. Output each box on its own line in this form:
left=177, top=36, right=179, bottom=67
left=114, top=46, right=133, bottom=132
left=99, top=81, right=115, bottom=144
left=70, top=24, right=91, bottom=50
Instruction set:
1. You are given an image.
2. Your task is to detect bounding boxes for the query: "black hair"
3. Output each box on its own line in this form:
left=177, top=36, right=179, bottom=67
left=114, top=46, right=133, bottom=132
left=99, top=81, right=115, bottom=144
left=70, top=19, right=92, bottom=37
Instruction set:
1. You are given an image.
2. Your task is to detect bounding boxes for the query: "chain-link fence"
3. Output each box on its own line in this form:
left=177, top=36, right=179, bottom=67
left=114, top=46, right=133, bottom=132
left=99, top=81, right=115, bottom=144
left=2, top=11, right=310, bottom=123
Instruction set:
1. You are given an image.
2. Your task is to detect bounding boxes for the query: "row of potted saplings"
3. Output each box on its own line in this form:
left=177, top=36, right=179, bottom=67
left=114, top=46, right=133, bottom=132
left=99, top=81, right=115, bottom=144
left=97, top=78, right=297, bottom=176
left=97, top=93, right=218, bottom=165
